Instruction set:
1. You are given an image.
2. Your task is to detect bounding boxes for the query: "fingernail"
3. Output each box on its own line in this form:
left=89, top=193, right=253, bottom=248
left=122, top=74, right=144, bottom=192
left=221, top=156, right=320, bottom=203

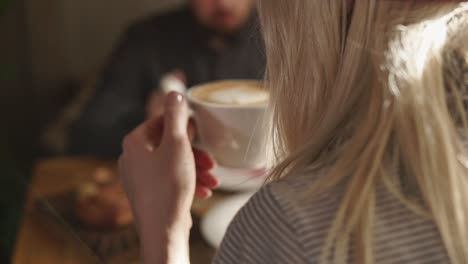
left=167, top=92, right=184, bottom=106
left=145, top=143, right=154, bottom=152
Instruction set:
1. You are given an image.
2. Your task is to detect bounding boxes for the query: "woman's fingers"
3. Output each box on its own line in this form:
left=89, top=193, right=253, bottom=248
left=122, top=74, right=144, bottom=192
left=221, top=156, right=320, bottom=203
left=162, top=92, right=190, bottom=143
left=122, top=116, right=164, bottom=155
left=188, top=118, right=196, bottom=143
left=193, top=147, right=215, bottom=170
left=146, top=117, right=195, bottom=148
left=146, top=117, right=164, bottom=147
left=195, top=185, right=213, bottom=199
left=197, top=170, right=220, bottom=189
left=195, top=170, right=219, bottom=199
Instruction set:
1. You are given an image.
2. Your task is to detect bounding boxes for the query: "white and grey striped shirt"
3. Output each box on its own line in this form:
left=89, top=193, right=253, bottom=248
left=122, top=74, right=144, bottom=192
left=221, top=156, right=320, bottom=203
left=213, top=173, right=449, bottom=263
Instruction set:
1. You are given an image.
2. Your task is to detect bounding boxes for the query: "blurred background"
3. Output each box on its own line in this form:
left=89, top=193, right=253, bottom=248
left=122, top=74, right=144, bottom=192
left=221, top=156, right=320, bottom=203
left=0, top=0, right=188, bottom=262
left=3, top=0, right=184, bottom=155
left=0, top=0, right=264, bottom=263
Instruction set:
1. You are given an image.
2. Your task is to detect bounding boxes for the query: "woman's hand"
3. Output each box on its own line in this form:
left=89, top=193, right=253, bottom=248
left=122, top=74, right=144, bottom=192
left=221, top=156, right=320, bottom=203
left=119, top=92, right=218, bottom=264
left=146, top=70, right=187, bottom=118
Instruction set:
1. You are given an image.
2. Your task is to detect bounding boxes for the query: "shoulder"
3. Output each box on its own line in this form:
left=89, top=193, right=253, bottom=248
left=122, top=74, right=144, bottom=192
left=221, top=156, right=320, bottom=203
left=213, top=173, right=342, bottom=263
left=213, top=183, right=306, bottom=264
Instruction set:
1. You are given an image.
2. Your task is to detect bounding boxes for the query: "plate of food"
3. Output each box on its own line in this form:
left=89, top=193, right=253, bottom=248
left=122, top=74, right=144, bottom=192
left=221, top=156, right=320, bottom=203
left=36, top=167, right=140, bottom=262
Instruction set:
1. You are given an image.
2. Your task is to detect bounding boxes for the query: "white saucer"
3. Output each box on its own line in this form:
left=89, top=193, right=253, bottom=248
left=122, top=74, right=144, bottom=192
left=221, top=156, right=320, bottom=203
left=200, top=192, right=254, bottom=248
left=212, top=165, right=267, bottom=192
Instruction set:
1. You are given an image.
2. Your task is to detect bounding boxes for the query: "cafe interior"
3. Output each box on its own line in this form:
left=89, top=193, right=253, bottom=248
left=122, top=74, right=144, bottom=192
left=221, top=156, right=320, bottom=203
left=6, top=0, right=468, bottom=263
left=1, top=0, right=267, bottom=263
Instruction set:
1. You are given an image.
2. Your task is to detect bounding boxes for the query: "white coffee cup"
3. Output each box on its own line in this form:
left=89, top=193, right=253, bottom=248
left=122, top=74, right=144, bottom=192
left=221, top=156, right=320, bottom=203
left=187, top=80, right=268, bottom=169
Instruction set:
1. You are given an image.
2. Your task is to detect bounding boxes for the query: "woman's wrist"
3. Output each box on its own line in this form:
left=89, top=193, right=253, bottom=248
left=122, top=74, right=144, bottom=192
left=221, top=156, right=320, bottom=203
left=138, top=212, right=192, bottom=264
left=140, top=228, right=190, bottom=264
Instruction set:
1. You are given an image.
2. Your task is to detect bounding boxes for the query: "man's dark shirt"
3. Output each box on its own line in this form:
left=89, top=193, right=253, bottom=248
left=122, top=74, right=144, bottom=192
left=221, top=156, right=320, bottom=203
left=69, top=7, right=265, bottom=158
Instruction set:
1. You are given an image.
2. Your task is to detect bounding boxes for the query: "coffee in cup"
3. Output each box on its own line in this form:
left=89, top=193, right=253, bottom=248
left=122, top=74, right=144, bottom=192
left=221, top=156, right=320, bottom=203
left=190, top=81, right=268, bottom=106
left=187, top=80, right=268, bottom=169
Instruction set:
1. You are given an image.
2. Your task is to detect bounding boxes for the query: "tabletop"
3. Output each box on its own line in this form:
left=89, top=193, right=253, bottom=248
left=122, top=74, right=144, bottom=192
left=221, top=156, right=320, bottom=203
left=12, top=157, right=232, bottom=264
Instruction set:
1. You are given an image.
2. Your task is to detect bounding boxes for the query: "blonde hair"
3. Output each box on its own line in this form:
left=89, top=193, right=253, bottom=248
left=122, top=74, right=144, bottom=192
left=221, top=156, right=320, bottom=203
left=257, top=0, right=468, bottom=263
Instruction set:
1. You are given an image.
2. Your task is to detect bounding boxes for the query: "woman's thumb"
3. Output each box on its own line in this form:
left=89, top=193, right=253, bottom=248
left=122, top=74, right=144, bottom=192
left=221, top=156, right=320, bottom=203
left=162, top=92, right=190, bottom=143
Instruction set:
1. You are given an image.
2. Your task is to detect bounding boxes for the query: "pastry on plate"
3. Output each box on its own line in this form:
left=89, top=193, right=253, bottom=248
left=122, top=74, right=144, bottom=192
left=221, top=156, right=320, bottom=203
left=75, top=167, right=134, bottom=229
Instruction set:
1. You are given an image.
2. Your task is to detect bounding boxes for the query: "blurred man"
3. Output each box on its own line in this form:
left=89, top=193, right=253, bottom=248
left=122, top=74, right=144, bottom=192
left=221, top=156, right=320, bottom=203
left=69, top=0, right=264, bottom=158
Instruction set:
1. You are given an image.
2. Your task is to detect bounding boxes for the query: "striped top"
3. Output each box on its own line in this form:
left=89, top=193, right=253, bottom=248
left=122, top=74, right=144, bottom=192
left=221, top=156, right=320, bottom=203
left=212, top=173, right=449, bottom=263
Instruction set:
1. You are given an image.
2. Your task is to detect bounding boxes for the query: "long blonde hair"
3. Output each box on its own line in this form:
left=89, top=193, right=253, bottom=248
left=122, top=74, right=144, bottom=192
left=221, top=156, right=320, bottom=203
left=257, top=0, right=468, bottom=263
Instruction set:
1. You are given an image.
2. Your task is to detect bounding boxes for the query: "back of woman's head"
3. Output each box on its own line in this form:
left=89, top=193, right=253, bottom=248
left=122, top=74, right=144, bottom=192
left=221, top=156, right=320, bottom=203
left=257, top=0, right=468, bottom=263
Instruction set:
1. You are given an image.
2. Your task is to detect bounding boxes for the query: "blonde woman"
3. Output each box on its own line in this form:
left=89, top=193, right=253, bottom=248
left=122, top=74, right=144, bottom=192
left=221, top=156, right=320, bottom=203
left=119, top=0, right=468, bottom=263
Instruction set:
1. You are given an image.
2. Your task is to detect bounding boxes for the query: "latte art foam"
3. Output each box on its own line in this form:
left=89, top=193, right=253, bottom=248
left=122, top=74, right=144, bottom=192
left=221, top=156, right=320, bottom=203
left=208, top=86, right=269, bottom=105
left=190, top=81, right=269, bottom=106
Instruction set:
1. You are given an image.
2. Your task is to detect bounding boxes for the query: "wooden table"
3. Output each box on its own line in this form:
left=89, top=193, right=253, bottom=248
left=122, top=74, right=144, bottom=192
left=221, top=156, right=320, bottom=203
left=12, top=157, right=230, bottom=264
